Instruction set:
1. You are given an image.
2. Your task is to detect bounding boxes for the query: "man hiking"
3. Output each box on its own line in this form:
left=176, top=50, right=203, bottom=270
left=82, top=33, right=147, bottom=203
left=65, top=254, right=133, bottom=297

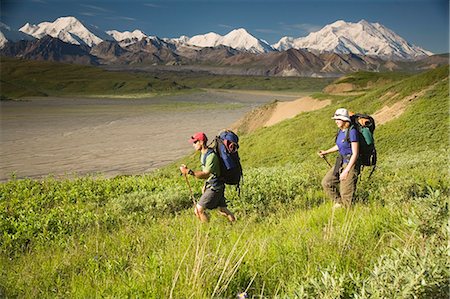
left=180, top=132, right=236, bottom=223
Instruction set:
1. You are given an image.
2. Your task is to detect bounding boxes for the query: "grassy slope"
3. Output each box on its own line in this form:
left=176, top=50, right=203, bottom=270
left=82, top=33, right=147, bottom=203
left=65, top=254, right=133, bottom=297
left=0, top=57, right=191, bottom=98
left=0, top=66, right=448, bottom=298
left=238, top=66, right=449, bottom=167
left=333, top=71, right=410, bottom=89
left=0, top=57, right=333, bottom=99
left=165, top=73, right=334, bottom=91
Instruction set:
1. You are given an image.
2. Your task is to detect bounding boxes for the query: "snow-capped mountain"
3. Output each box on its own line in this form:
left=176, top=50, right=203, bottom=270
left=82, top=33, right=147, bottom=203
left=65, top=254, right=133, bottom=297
left=187, top=28, right=274, bottom=54
left=0, top=22, right=35, bottom=48
left=19, top=16, right=112, bottom=47
left=273, top=36, right=295, bottom=51
left=165, top=35, right=190, bottom=44
left=105, top=29, right=175, bottom=52
left=273, top=20, right=433, bottom=60
left=3, top=15, right=439, bottom=74
left=106, top=29, right=147, bottom=46
left=188, top=32, right=222, bottom=48
left=12, top=16, right=433, bottom=60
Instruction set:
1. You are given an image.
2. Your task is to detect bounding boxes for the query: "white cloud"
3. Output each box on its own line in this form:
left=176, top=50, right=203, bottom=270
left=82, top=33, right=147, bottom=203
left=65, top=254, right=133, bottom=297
left=280, top=22, right=322, bottom=34
left=144, top=3, right=163, bottom=8
left=80, top=4, right=112, bottom=13
left=255, top=28, right=282, bottom=34
left=218, top=24, right=233, bottom=29
left=80, top=12, right=96, bottom=17
left=117, top=16, right=137, bottom=21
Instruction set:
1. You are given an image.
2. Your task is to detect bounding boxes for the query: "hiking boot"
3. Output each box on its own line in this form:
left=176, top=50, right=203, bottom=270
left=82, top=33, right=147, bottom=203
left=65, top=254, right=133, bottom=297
left=333, top=203, right=343, bottom=209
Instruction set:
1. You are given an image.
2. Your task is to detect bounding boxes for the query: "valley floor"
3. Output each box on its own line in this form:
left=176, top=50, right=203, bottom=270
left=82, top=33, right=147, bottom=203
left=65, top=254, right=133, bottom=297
left=0, top=90, right=303, bottom=181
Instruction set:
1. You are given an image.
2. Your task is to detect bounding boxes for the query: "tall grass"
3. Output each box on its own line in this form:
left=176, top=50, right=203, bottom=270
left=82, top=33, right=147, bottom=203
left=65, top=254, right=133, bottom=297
left=1, top=148, right=448, bottom=297
left=1, top=66, right=448, bottom=297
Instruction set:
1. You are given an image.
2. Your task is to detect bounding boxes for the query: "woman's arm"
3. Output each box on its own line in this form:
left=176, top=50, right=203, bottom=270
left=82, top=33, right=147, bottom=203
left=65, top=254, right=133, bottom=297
left=340, top=141, right=359, bottom=181
left=318, top=145, right=339, bottom=157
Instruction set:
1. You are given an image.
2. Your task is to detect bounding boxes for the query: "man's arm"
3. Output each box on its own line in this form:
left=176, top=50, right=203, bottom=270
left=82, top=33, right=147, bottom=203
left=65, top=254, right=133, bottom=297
left=180, top=165, right=210, bottom=179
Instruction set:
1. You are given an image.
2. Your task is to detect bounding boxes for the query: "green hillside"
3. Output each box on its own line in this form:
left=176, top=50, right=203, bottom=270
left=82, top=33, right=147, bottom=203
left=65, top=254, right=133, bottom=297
left=0, top=66, right=448, bottom=298
left=0, top=57, right=333, bottom=99
left=0, top=57, right=191, bottom=99
left=332, top=71, right=410, bottom=89
left=238, top=66, right=449, bottom=167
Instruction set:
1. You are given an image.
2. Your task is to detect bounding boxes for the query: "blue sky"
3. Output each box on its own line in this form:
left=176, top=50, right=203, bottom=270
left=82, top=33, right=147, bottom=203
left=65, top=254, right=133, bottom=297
left=1, top=0, right=448, bottom=53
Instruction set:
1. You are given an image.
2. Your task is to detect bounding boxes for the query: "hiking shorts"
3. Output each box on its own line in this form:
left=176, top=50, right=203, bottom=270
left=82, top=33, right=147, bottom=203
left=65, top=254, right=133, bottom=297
left=198, top=188, right=227, bottom=210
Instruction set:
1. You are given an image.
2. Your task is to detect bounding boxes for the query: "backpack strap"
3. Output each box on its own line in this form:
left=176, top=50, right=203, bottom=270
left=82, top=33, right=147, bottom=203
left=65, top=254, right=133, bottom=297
left=345, top=126, right=351, bottom=143
left=335, top=126, right=354, bottom=144
left=368, top=165, right=376, bottom=179
left=201, top=148, right=215, bottom=166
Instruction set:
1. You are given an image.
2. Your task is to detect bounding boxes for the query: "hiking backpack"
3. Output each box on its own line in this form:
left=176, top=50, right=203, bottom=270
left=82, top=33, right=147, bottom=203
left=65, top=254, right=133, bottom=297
left=349, top=113, right=377, bottom=168
left=214, top=130, right=243, bottom=186
left=337, top=113, right=377, bottom=177
left=204, top=130, right=243, bottom=189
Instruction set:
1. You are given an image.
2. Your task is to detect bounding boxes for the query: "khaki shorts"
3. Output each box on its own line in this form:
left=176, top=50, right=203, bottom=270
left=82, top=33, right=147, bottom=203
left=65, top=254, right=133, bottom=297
left=321, top=162, right=360, bottom=206
left=198, top=188, right=227, bottom=210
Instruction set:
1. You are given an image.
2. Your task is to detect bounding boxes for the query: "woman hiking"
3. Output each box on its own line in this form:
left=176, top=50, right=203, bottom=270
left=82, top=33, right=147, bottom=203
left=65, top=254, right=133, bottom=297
left=318, top=108, right=360, bottom=208
left=180, top=132, right=236, bottom=223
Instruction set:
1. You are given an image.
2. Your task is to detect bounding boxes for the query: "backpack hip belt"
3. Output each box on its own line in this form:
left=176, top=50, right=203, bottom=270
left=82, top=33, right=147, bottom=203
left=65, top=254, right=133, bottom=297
left=341, top=153, right=352, bottom=164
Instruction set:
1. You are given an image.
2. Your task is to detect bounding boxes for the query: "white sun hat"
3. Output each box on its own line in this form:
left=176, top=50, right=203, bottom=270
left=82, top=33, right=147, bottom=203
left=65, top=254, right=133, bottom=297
left=332, top=108, right=351, bottom=122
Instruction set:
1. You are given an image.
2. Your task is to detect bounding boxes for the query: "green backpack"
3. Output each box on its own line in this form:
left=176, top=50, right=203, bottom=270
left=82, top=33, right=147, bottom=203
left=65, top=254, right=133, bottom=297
left=342, top=113, right=377, bottom=177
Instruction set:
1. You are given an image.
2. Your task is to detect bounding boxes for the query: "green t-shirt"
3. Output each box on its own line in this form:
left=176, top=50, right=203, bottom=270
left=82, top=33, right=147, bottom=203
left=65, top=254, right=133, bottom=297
left=200, top=151, right=224, bottom=190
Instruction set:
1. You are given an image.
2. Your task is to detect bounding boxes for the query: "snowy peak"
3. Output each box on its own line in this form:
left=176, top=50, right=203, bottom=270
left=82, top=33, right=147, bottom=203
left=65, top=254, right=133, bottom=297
left=0, top=22, right=35, bottom=48
left=164, top=35, right=190, bottom=45
left=222, top=28, right=273, bottom=53
left=19, top=16, right=111, bottom=47
left=273, top=19, right=432, bottom=60
left=272, top=36, right=295, bottom=51
left=106, top=29, right=147, bottom=42
left=11, top=16, right=433, bottom=61
left=188, top=32, right=223, bottom=48
left=187, top=28, right=274, bottom=53
left=106, top=29, right=148, bottom=47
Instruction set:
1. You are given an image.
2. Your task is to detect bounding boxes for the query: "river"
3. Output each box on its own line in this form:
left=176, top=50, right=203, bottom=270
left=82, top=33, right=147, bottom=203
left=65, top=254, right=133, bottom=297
left=0, top=90, right=304, bottom=181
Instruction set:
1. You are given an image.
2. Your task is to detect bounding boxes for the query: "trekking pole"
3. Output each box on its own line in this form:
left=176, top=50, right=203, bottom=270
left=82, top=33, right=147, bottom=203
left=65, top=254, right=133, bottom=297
left=318, top=151, right=332, bottom=168
left=183, top=172, right=201, bottom=217
left=183, top=173, right=196, bottom=206
left=322, top=155, right=332, bottom=168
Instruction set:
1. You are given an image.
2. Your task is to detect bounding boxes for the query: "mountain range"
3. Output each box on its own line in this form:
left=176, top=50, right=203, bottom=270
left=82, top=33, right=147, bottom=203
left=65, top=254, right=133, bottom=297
left=273, top=20, right=433, bottom=60
left=0, top=16, right=446, bottom=77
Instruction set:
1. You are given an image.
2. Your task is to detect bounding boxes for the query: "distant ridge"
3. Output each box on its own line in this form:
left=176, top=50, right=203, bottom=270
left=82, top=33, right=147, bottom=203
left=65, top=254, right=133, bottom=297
left=0, top=22, right=35, bottom=48
left=273, top=20, right=432, bottom=60
left=185, top=28, right=274, bottom=54
left=0, top=16, right=446, bottom=76
left=19, top=16, right=112, bottom=47
left=3, top=16, right=433, bottom=60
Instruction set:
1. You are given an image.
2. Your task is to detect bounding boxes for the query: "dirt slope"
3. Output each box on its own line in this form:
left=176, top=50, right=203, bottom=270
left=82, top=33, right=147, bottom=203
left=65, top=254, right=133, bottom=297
left=265, top=97, right=331, bottom=126
left=233, top=96, right=331, bottom=133
left=373, top=82, right=441, bottom=125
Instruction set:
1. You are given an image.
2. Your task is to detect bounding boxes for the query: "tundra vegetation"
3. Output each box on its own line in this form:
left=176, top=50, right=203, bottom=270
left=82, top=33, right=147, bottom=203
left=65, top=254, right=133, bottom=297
left=0, top=57, right=333, bottom=100
left=0, top=65, right=448, bottom=298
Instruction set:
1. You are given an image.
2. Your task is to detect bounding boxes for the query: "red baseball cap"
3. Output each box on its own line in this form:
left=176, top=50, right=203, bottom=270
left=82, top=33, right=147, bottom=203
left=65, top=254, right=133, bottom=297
left=189, top=132, right=207, bottom=143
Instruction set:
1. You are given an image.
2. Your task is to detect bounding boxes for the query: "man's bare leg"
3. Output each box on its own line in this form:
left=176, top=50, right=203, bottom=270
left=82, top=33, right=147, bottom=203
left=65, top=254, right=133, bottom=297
left=195, top=204, right=209, bottom=222
left=218, top=206, right=236, bottom=222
